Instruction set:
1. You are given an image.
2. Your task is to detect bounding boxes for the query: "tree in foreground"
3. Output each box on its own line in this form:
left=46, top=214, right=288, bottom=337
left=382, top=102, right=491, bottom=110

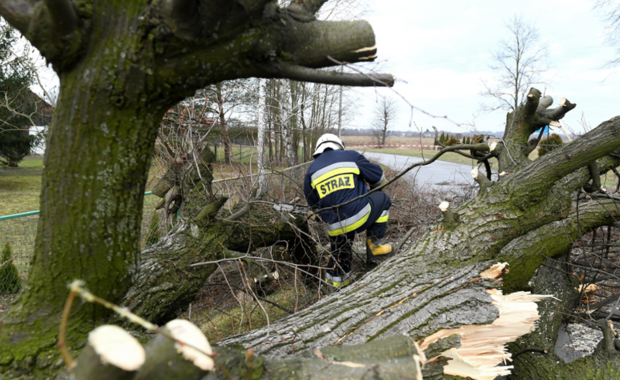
left=0, top=0, right=393, bottom=377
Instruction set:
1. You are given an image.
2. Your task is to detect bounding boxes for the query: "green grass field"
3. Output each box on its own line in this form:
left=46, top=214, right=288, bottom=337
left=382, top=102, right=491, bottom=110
left=1, top=146, right=617, bottom=217
left=0, top=156, right=43, bottom=215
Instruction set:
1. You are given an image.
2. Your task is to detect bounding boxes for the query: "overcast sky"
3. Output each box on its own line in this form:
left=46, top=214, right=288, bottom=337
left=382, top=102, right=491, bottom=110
left=348, top=0, right=620, bottom=133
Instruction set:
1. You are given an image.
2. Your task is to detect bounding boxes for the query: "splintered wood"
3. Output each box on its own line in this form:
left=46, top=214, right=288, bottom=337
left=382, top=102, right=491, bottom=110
left=420, top=263, right=553, bottom=380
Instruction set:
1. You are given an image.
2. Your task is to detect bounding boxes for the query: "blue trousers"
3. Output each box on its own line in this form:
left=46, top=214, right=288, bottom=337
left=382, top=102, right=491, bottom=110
left=327, top=192, right=391, bottom=277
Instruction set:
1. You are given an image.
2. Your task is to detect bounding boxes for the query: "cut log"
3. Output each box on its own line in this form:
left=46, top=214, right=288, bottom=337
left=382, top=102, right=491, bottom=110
left=71, top=325, right=144, bottom=380
left=135, top=319, right=213, bottom=380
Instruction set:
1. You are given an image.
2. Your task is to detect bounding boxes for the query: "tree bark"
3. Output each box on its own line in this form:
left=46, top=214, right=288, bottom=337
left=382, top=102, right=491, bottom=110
left=274, top=80, right=282, bottom=166
left=280, top=81, right=297, bottom=168
left=256, top=79, right=268, bottom=196
left=120, top=204, right=314, bottom=325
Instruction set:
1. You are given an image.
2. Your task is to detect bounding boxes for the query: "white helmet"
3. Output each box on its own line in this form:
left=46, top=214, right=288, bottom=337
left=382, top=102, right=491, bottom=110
left=313, top=133, right=345, bottom=158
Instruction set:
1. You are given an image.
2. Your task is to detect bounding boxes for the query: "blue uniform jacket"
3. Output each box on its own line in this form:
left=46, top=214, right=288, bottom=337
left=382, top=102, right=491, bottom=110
left=304, top=149, right=386, bottom=236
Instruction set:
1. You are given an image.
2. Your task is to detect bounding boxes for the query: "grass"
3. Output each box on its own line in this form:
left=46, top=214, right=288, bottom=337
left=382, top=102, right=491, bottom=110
left=199, top=286, right=301, bottom=344
left=0, top=156, right=43, bottom=215
left=0, top=146, right=273, bottom=216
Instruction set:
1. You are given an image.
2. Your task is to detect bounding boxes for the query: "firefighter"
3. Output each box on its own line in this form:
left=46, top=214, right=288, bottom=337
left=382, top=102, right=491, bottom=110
left=304, top=133, right=394, bottom=289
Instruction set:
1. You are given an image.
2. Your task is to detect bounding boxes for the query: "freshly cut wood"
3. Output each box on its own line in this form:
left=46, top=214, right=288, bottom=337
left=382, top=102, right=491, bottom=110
left=135, top=319, right=213, bottom=380
left=71, top=325, right=144, bottom=380
left=166, top=319, right=213, bottom=370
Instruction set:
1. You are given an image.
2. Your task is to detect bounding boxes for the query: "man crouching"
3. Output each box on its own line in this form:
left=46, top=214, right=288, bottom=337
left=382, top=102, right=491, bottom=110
left=304, top=133, right=394, bottom=290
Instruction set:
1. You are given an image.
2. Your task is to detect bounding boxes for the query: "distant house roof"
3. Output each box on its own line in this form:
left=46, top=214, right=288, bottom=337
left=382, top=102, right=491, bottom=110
left=22, top=90, right=54, bottom=126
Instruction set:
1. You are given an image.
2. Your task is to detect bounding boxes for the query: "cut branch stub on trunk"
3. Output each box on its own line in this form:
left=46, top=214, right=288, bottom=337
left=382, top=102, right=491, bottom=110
left=71, top=325, right=145, bottom=380
left=135, top=319, right=213, bottom=380
left=497, top=87, right=577, bottom=174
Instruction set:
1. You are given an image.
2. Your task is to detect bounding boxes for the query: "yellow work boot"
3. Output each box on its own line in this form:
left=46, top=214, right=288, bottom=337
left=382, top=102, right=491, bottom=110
left=366, top=238, right=394, bottom=263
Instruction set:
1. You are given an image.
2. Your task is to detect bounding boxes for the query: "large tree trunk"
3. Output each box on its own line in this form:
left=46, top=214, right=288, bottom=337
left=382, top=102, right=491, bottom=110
left=0, top=0, right=389, bottom=376
left=0, top=5, right=166, bottom=365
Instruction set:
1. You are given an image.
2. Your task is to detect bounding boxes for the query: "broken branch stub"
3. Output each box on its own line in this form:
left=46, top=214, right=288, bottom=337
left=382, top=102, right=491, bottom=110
left=439, top=201, right=458, bottom=228
left=135, top=319, right=213, bottom=379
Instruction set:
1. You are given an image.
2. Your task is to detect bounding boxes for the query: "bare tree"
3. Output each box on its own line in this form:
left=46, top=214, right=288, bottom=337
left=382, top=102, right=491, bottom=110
left=371, top=96, right=398, bottom=146
left=481, top=15, right=549, bottom=112
left=595, top=0, right=620, bottom=66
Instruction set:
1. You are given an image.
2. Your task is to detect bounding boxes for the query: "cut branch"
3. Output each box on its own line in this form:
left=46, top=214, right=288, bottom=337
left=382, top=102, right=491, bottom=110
left=256, top=61, right=394, bottom=87
left=523, top=87, right=541, bottom=119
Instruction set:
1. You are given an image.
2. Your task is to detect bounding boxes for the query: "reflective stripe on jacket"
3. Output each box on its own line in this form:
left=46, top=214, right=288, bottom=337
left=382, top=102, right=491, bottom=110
left=304, top=150, right=385, bottom=236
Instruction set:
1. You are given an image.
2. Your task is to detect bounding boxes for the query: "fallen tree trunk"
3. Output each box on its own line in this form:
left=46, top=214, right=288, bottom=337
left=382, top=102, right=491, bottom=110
left=215, top=97, right=620, bottom=378
left=120, top=91, right=620, bottom=378
left=121, top=93, right=620, bottom=378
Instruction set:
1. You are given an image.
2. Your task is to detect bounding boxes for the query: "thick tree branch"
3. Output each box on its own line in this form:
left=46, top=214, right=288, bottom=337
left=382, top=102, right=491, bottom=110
left=288, top=0, right=328, bottom=17
left=498, top=198, right=620, bottom=291
left=536, top=95, right=553, bottom=111
left=523, top=87, right=541, bottom=119
left=161, top=0, right=201, bottom=39
left=509, top=115, right=620, bottom=196
left=43, top=0, right=77, bottom=35
left=540, top=97, right=577, bottom=121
